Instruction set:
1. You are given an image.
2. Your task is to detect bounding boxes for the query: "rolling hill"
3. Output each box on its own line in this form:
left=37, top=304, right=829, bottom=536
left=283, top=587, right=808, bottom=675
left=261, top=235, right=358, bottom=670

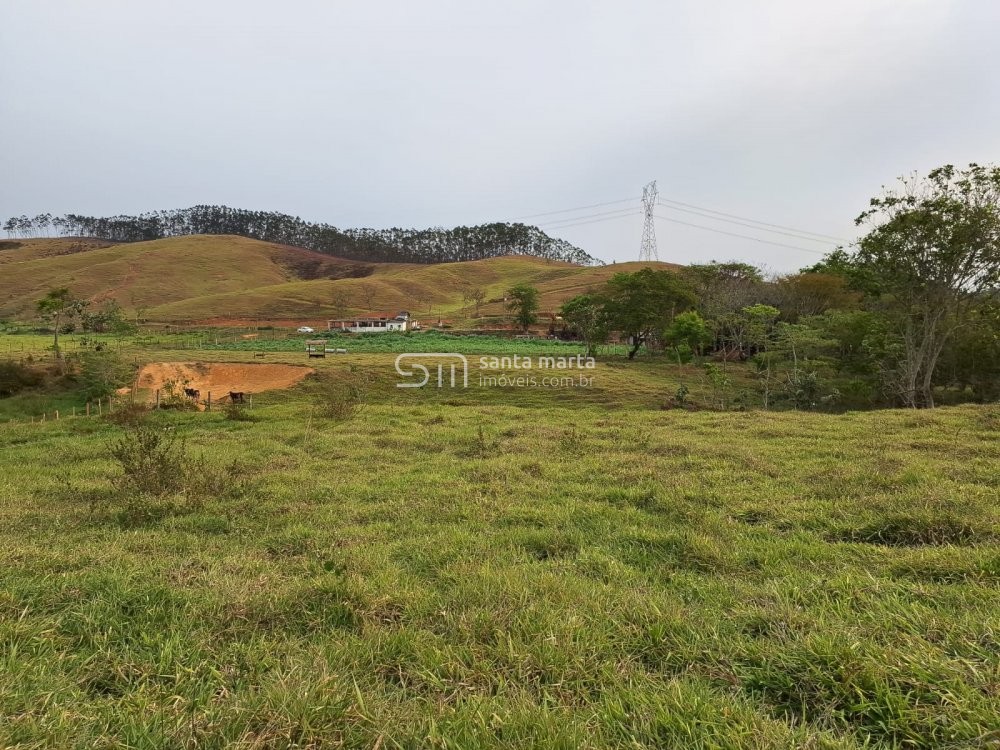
left=0, top=236, right=373, bottom=320
left=0, top=236, right=676, bottom=326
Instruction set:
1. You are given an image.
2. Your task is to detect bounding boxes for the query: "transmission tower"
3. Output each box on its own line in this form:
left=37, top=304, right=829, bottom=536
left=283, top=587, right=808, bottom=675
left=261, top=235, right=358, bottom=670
left=639, top=180, right=658, bottom=261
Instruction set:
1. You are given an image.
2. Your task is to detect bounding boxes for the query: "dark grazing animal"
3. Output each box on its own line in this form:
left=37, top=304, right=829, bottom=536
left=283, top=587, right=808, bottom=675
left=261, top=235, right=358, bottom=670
left=183, top=387, right=200, bottom=400
left=228, top=391, right=245, bottom=404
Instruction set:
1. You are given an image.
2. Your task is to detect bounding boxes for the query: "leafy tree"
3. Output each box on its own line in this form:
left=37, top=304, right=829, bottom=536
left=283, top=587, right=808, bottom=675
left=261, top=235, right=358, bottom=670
left=506, top=284, right=539, bottom=331
left=681, top=262, right=764, bottom=319
left=776, top=272, right=861, bottom=320
left=74, top=350, right=134, bottom=400
left=330, top=290, right=351, bottom=319
left=801, top=248, right=881, bottom=297
left=359, top=283, right=378, bottom=312
left=664, top=310, right=711, bottom=363
left=714, top=303, right=780, bottom=362
left=853, top=163, right=1000, bottom=407
left=603, top=269, right=696, bottom=359
left=463, top=286, right=487, bottom=317
left=729, top=304, right=779, bottom=404
left=934, top=297, right=1000, bottom=402
left=36, top=288, right=87, bottom=365
left=742, top=304, right=781, bottom=351
left=81, top=299, right=134, bottom=334
left=807, top=310, right=885, bottom=375
left=560, top=293, right=608, bottom=357
left=702, top=363, right=733, bottom=410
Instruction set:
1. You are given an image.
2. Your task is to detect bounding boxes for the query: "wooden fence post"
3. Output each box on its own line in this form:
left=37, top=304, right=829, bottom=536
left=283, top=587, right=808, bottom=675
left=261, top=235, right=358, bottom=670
left=206, top=392, right=211, bottom=412
left=98, top=399, right=102, bottom=416
left=155, top=389, right=160, bottom=409
left=86, top=402, right=90, bottom=417
left=55, top=410, right=59, bottom=420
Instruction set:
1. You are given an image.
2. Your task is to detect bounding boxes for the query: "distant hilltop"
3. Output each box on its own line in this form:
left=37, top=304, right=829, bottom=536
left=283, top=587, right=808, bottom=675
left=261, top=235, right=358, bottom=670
left=2, top=206, right=602, bottom=266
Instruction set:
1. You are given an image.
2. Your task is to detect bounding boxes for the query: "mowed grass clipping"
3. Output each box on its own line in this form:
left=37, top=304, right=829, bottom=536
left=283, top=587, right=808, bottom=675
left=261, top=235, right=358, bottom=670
left=0, top=359, right=998, bottom=748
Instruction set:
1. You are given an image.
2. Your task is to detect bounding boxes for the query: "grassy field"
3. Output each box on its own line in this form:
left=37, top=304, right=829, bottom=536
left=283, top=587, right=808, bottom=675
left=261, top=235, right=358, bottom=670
left=1, top=346, right=998, bottom=748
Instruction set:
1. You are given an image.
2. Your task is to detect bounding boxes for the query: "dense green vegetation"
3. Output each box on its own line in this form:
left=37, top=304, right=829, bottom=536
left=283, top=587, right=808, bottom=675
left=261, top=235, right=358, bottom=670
left=553, top=165, right=1000, bottom=409
left=0, top=351, right=997, bottom=748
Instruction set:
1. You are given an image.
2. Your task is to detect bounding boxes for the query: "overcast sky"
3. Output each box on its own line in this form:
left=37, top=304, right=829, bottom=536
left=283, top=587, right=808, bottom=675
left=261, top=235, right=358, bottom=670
left=2, top=0, right=998, bottom=270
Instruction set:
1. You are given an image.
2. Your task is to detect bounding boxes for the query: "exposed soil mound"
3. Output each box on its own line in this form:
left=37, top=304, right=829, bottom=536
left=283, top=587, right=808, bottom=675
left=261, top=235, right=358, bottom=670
left=134, top=362, right=313, bottom=400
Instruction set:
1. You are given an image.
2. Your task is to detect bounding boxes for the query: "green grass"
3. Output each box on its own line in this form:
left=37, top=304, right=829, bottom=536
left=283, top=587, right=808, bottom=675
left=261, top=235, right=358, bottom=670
left=199, top=331, right=595, bottom=355
left=0, top=351, right=998, bottom=748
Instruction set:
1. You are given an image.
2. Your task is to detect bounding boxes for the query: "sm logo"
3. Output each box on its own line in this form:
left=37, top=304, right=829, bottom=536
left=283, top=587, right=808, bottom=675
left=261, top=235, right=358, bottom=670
left=394, top=353, right=469, bottom=388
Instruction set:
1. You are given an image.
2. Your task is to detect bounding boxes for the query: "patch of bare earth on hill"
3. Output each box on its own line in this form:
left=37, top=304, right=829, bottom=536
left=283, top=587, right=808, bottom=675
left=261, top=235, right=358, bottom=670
left=127, top=362, right=314, bottom=404
left=270, top=244, right=375, bottom=280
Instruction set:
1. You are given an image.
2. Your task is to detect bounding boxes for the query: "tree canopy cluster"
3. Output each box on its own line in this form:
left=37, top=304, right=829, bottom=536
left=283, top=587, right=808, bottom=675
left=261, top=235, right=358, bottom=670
left=556, top=164, right=1000, bottom=409
left=2, top=206, right=599, bottom=266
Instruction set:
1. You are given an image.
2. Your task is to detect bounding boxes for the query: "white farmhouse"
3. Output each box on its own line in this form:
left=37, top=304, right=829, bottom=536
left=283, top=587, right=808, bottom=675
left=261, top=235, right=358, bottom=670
left=328, top=311, right=411, bottom=333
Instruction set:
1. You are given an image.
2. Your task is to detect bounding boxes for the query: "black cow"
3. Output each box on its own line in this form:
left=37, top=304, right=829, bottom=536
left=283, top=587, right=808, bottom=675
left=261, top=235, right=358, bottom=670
left=228, top=391, right=245, bottom=404
left=183, top=387, right=200, bottom=400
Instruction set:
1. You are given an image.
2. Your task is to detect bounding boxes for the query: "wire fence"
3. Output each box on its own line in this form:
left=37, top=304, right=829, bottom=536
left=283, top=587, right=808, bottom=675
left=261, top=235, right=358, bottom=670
left=2, top=389, right=253, bottom=428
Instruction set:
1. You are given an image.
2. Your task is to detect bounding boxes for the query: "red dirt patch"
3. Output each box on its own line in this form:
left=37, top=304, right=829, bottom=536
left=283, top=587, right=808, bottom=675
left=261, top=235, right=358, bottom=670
left=133, top=362, right=313, bottom=401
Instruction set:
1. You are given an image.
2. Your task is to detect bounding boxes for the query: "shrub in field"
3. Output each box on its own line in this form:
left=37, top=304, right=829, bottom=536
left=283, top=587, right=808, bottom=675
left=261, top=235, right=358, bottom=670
left=674, top=383, right=690, bottom=407
left=223, top=400, right=255, bottom=421
left=109, top=425, right=188, bottom=496
left=312, top=373, right=366, bottom=421
left=703, top=363, right=733, bottom=410
left=100, top=423, right=256, bottom=524
left=103, top=401, right=149, bottom=427
left=74, top=349, right=134, bottom=400
left=157, top=379, right=199, bottom=411
left=0, top=360, right=44, bottom=396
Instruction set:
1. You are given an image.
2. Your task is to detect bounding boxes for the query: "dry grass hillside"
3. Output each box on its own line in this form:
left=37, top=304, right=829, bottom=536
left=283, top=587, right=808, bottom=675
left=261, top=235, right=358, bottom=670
left=0, top=238, right=117, bottom=264
left=0, top=236, right=370, bottom=319
left=0, top=235, right=676, bottom=325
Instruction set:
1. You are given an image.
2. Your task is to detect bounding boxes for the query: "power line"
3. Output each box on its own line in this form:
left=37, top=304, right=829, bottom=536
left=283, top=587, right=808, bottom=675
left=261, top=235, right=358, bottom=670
left=538, top=206, right=641, bottom=227
left=539, top=209, right=642, bottom=231
left=656, top=201, right=840, bottom=244
left=509, top=197, right=639, bottom=222
left=507, top=193, right=848, bottom=256
left=657, top=196, right=848, bottom=242
left=653, top=214, right=832, bottom=255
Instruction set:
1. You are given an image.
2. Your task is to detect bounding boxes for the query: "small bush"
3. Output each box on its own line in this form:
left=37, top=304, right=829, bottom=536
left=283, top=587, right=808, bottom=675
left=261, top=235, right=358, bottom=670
left=104, top=401, right=149, bottom=427
left=98, top=424, right=257, bottom=525
left=559, top=427, right=583, bottom=452
left=109, top=425, right=189, bottom=499
left=223, top=400, right=255, bottom=421
left=313, top=374, right=365, bottom=421
left=157, top=379, right=200, bottom=411
left=0, top=361, right=44, bottom=397
left=460, top=424, right=498, bottom=458
left=674, top=383, right=689, bottom=406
